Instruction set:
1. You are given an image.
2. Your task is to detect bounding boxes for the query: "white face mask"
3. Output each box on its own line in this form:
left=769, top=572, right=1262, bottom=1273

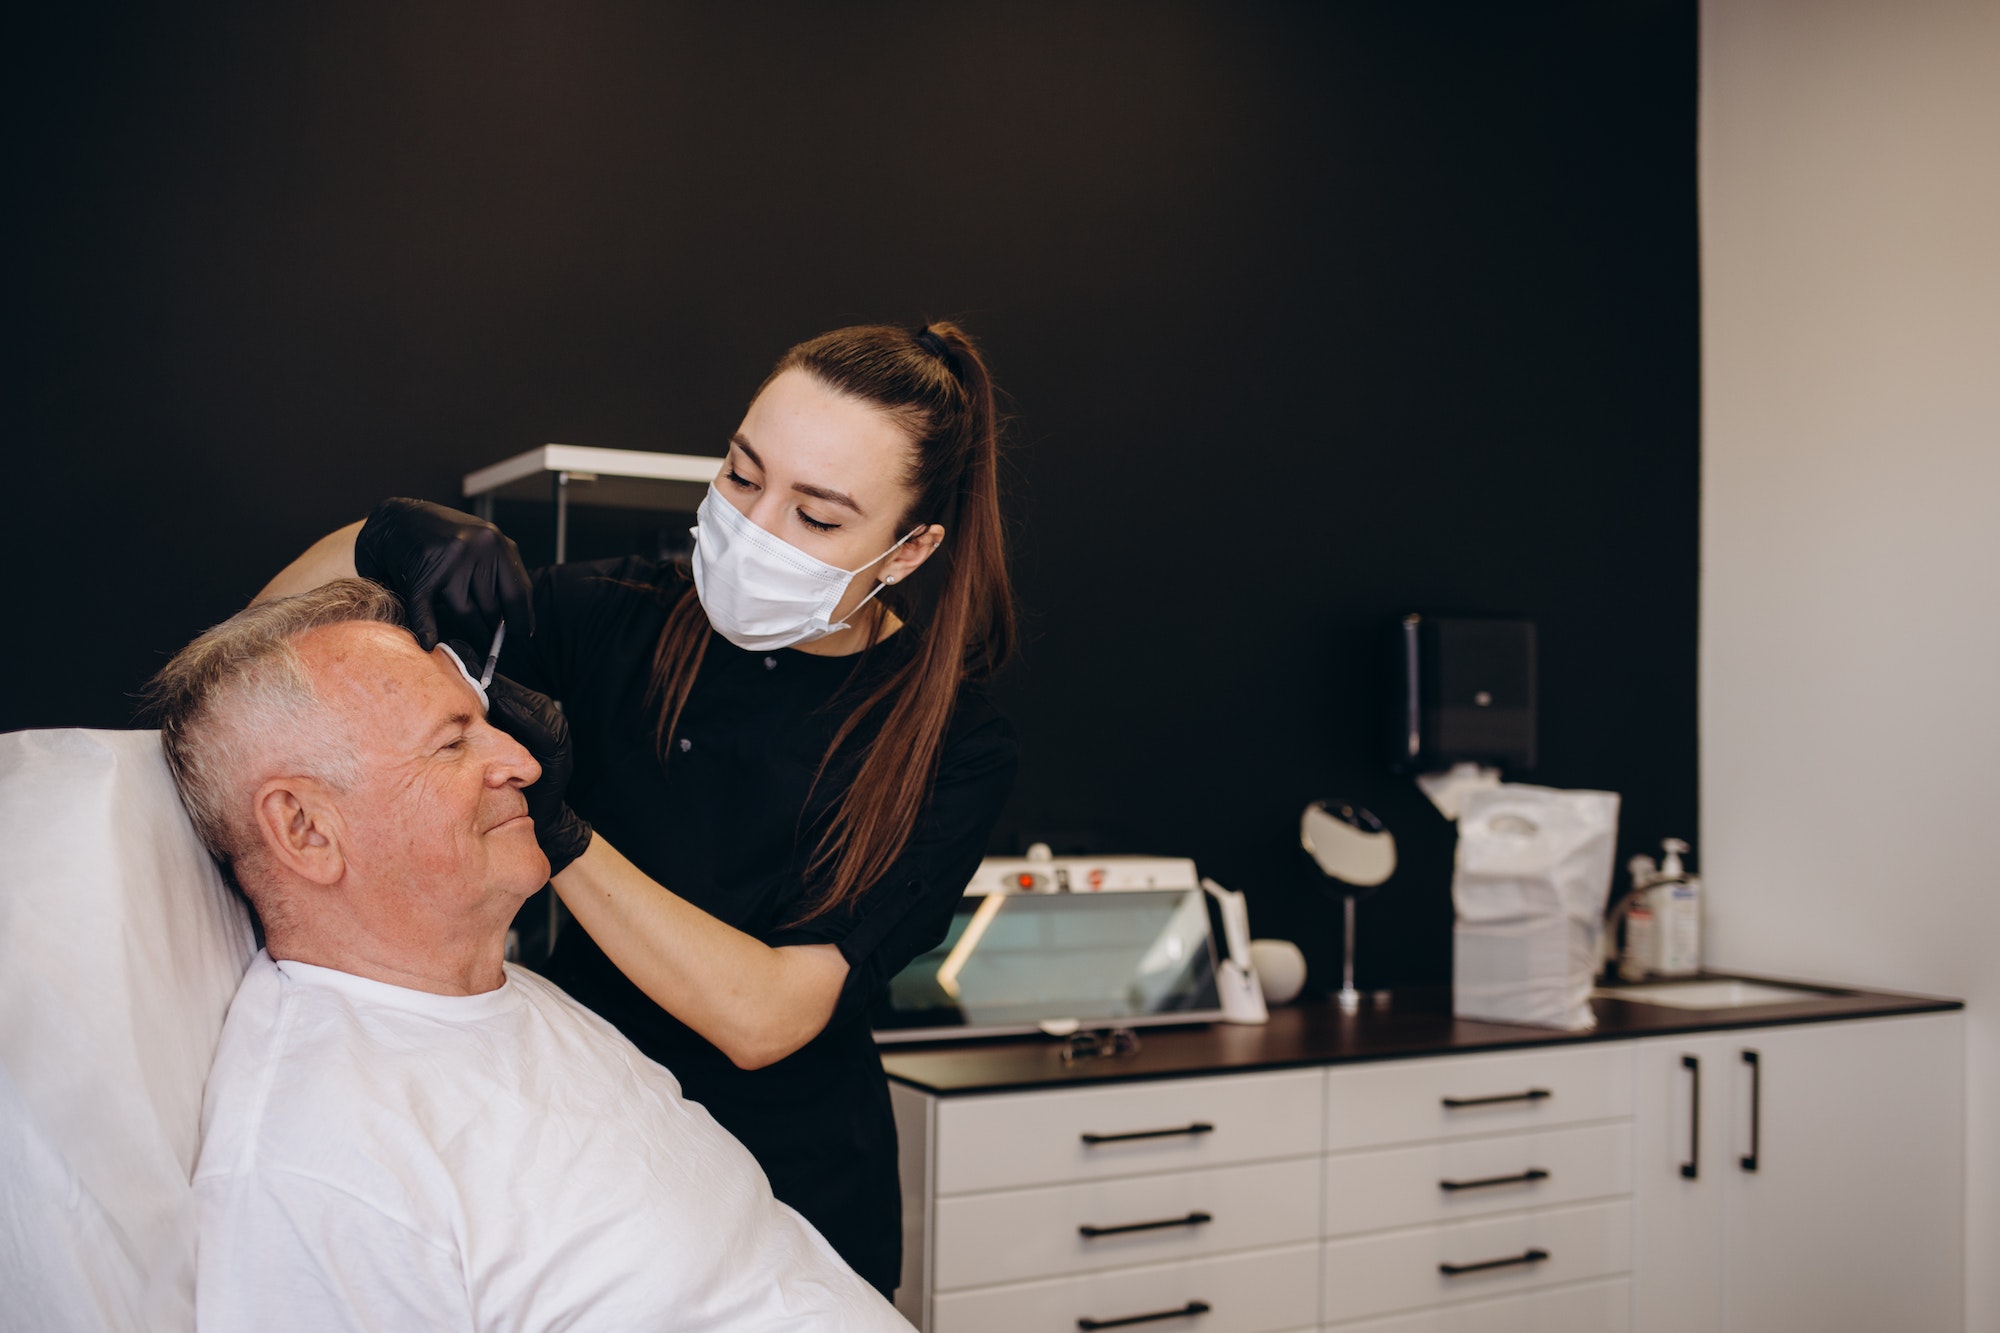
left=690, top=485, right=921, bottom=652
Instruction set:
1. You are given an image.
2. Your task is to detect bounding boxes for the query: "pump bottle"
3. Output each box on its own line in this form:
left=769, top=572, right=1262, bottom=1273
left=1618, top=854, right=1658, bottom=982
left=1649, top=838, right=1702, bottom=977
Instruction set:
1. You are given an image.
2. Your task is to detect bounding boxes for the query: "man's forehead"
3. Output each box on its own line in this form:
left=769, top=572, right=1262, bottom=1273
left=295, top=621, right=470, bottom=722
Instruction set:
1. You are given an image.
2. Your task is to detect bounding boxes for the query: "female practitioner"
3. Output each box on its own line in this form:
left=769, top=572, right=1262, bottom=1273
left=261, top=322, right=1017, bottom=1294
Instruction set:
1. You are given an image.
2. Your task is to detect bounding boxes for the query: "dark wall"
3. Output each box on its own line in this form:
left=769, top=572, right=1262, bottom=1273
left=9, top=2, right=1698, bottom=993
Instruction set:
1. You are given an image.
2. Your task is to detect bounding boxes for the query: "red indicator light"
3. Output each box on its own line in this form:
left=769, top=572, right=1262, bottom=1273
left=1017, top=874, right=1034, bottom=888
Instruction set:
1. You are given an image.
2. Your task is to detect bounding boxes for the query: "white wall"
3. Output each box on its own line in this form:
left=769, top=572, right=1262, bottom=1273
left=1700, top=1, right=2000, bottom=1328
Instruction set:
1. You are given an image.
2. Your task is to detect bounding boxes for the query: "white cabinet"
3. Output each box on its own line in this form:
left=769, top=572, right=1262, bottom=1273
left=894, top=1068, right=1324, bottom=1332
left=1323, top=1121, right=1633, bottom=1236
left=1323, top=1199, right=1632, bottom=1324
left=933, top=1068, right=1324, bottom=1194
left=936, top=1157, right=1319, bottom=1289
left=891, top=1010, right=1963, bottom=1333
left=1329, top=1278, right=1630, bottom=1332
left=931, top=1245, right=1321, bottom=1333
left=1322, top=1044, right=1634, bottom=1327
left=1631, top=1012, right=1964, bottom=1333
left=1630, top=1032, right=1730, bottom=1333
left=1324, top=1045, right=1633, bottom=1151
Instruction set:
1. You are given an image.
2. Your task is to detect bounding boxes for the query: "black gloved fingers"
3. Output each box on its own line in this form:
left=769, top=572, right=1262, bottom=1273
left=354, top=497, right=535, bottom=650
left=351, top=497, right=403, bottom=584
left=437, top=547, right=482, bottom=632
left=485, top=674, right=572, bottom=785
left=404, top=589, right=444, bottom=652
left=497, top=557, right=535, bottom=638
left=449, top=519, right=535, bottom=636
left=464, top=560, right=511, bottom=639
left=480, top=553, right=536, bottom=639
left=433, top=529, right=517, bottom=640
left=538, top=813, right=594, bottom=880
left=484, top=673, right=592, bottom=878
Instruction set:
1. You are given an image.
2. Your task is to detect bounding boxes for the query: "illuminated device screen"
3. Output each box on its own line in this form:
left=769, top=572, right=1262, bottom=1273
left=873, top=888, right=1225, bottom=1043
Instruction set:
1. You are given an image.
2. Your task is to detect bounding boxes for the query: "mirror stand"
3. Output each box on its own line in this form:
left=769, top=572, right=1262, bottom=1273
left=1300, top=799, right=1398, bottom=1017
left=1338, top=893, right=1362, bottom=1014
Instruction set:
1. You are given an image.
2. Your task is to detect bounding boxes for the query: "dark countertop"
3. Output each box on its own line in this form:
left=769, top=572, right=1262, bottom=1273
left=878, top=975, right=1962, bottom=1096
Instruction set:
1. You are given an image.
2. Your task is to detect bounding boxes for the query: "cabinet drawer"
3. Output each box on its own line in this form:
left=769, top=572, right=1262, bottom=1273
left=931, top=1242, right=1320, bottom=1333
left=1323, top=1121, right=1631, bottom=1237
left=1327, top=1275, right=1630, bottom=1332
left=935, top=1069, right=1323, bottom=1195
left=1325, top=1046, right=1631, bottom=1151
left=937, top=1156, right=1320, bottom=1290
left=1321, top=1199, right=1632, bottom=1323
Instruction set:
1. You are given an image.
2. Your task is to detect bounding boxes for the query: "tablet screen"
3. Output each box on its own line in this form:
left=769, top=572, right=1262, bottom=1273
left=874, top=888, right=1225, bottom=1042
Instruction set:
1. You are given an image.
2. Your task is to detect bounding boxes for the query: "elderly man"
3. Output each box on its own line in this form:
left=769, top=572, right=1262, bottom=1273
left=148, top=579, right=908, bottom=1331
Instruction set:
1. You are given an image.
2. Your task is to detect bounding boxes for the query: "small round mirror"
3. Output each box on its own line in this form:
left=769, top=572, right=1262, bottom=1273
left=1301, top=799, right=1398, bottom=1013
left=1300, top=799, right=1397, bottom=889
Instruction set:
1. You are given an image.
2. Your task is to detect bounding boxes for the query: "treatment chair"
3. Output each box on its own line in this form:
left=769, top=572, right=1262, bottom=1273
left=0, top=729, right=255, bottom=1333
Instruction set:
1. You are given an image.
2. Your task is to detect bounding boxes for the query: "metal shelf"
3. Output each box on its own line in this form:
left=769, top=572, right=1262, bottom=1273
left=462, top=444, right=718, bottom=563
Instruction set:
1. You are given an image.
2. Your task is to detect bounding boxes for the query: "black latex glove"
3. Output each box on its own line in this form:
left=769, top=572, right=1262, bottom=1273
left=484, top=672, right=593, bottom=878
left=354, top=497, right=534, bottom=650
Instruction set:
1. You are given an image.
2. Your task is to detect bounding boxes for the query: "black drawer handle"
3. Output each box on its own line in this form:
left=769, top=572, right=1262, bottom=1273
left=1441, top=1088, right=1551, bottom=1109
left=1439, top=1247, right=1549, bottom=1276
left=1081, top=1122, right=1215, bottom=1146
left=1682, top=1054, right=1701, bottom=1180
left=1439, top=1168, right=1549, bottom=1193
left=1080, top=1210, right=1213, bottom=1238
left=1077, top=1300, right=1211, bottom=1329
left=1741, top=1049, right=1762, bottom=1173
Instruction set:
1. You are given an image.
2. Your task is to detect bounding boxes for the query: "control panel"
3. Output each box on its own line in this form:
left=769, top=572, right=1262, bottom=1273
left=971, top=854, right=1200, bottom=896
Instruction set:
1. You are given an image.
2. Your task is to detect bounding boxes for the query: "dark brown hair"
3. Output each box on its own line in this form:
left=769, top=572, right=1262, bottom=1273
left=648, top=321, right=1015, bottom=922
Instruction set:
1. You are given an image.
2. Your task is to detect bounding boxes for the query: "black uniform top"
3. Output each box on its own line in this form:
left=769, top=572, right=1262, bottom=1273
left=498, top=556, right=1017, bottom=1294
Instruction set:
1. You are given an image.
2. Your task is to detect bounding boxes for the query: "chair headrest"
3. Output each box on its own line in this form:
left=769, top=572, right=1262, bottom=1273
left=0, top=728, right=253, bottom=1332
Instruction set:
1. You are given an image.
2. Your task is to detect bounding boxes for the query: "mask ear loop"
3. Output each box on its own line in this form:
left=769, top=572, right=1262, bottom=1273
left=831, top=524, right=930, bottom=628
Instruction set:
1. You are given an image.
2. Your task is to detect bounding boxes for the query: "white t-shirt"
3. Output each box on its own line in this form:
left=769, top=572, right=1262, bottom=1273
left=193, top=951, right=910, bottom=1332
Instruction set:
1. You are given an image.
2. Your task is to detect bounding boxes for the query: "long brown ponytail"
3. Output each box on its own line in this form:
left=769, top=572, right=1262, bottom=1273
left=646, top=321, right=1015, bottom=924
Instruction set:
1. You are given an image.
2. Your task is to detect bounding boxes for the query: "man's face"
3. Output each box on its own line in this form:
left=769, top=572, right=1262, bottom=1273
left=295, top=621, right=548, bottom=914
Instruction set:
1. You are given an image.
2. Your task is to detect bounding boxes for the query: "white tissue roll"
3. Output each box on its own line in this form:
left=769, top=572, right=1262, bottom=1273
left=1248, top=939, right=1307, bottom=1006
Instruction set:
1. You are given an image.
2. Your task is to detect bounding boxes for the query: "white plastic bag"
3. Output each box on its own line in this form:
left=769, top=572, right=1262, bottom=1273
left=1451, top=783, right=1620, bottom=1031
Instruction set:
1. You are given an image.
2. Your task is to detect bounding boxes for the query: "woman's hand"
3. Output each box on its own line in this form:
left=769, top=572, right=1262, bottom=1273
left=486, top=679, right=849, bottom=1065
left=355, top=498, right=534, bottom=649
left=483, top=672, right=594, bottom=878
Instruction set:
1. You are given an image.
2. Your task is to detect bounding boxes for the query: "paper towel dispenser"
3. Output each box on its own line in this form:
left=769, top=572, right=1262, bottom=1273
left=1385, top=614, right=1537, bottom=774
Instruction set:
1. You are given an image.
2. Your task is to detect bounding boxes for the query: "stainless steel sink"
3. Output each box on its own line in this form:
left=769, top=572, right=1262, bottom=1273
left=1591, top=978, right=1841, bottom=1009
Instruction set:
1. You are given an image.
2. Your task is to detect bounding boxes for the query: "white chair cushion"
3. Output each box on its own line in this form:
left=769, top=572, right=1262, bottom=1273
left=0, top=729, right=254, bottom=1333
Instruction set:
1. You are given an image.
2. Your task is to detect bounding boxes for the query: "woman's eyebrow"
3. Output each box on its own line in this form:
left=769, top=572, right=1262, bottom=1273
left=729, top=432, right=866, bottom=516
left=792, top=481, right=864, bottom=516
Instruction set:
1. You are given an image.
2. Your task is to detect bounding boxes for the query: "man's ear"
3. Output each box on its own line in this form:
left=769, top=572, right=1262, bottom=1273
left=251, top=778, right=346, bottom=887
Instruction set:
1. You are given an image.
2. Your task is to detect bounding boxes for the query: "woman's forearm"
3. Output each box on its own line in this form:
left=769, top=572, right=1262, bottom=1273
left=550, top=834, right=848, bottom=1069
left=255, top=520, right=364, bottom=603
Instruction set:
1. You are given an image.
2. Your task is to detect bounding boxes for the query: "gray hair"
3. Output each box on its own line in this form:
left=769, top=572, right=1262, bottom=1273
left=145, top=579, right=406, bottom=890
